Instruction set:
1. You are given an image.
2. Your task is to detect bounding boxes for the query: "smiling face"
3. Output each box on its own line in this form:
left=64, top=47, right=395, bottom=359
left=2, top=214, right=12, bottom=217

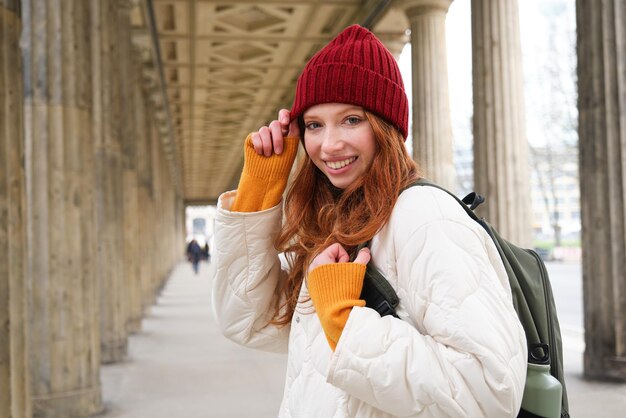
left=303, top=103, right=377, bottom=189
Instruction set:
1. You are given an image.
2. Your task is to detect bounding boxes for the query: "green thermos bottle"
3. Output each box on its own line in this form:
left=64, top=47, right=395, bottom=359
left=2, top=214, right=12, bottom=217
left=521, top=343, right=562, bottom=418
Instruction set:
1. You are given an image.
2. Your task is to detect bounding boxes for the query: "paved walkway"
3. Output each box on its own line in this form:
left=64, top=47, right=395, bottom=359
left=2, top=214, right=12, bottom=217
left=98, top=262, right=286, bottom=418
left=97, top=261, right=626, bottom=417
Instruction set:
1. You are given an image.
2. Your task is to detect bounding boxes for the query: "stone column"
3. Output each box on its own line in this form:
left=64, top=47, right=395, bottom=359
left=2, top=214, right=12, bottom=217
left=471, top=0, right=532, bottom=247
left=0, top=2, right=30, bottom=417
left=176, top=195, right=186, bottom=263
left=119, top=6, right=141, bottom=334
left=21, top=0, right=102, bottom=416
left=124, top=61, right=147, bottom=333
left=92, top=0, right=128, bottom=363
left=398, top=0, right=456, bottom=190
left=164, top=166, right=179, bottom=271
left=577, top=0, right=626, bottom=381
left=151, top=129, right=165, bottom=295
left=137, top=115, right=155, bottom=313
left=157, top=140, right=175, bottom=288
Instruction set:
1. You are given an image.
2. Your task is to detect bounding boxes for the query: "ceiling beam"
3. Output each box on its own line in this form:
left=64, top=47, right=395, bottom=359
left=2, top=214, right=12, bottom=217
left=155, top=0, right=360, bottom=4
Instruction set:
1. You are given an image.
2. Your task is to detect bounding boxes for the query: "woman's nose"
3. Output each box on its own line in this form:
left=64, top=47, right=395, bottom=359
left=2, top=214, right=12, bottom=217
left=320, top=127, right=343, bottom=154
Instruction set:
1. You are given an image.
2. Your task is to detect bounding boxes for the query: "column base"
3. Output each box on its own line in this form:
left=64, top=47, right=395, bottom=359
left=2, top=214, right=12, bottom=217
left=32, top=385, right=102, bottom=418
left=101, top=339, right=128, bottom=364
left=584, top=352, right=626, bottom=382
left=127, top=317, right=142, bottom=334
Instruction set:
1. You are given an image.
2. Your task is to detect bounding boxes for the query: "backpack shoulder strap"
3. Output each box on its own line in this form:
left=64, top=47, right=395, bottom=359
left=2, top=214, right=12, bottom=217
left=359, top=179, right=487, bottom=318
left=405, top=178, right=485, bottom=225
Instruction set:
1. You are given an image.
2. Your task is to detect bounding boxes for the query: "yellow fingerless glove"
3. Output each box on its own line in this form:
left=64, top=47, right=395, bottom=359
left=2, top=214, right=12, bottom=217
left=230, top=134, right=300, bottom=212
left=307, top=263, right=367, bottom=351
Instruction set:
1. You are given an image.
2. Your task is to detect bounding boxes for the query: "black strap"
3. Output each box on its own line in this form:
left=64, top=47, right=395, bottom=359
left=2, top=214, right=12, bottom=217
left=355, top=240, right=400, bottom=318
left=461, top=191, right=485, bottom=210
left=517, top=408, right=548, bottom=418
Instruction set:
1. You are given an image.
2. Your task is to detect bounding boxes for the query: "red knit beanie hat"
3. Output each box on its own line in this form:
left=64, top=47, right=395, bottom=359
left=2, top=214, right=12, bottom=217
left=290, top=24, right=409, bottom=139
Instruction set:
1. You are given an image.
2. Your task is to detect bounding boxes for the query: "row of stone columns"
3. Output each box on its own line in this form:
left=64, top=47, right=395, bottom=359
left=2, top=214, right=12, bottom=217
left=1, top=0, right=186, bottom=416
left=402, top=0, right=626, bottom=381
left=399, top=0, right=531, bottom=247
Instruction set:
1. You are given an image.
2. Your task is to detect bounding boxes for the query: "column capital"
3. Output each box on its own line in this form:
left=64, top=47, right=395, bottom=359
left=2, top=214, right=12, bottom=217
left=395, top=0, right=453, bottom=18
left=374, top=31, right=410, bottom=58
left=117, top=0, right=136, bottom=11
left=2, top=0, right=21, bottom=14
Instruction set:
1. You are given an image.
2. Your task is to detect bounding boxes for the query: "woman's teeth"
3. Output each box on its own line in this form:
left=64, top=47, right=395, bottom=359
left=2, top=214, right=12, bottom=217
left=326, top=157, right=356, bottom=170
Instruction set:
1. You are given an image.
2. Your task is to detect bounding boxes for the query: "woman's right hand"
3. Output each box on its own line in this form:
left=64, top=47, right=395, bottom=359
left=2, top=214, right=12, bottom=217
left=308, top=244, right=371, bottom=273
left=250, top=109, right=300, bottom=157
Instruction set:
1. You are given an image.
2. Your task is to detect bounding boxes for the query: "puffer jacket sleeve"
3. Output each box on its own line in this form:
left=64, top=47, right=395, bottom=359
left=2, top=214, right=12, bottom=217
left=211, top=190, right=290, bottom=353
left=326, top=188, right=527, bottom=417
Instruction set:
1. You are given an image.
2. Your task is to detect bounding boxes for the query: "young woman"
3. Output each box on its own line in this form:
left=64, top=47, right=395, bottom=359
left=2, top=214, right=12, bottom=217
left=212, top=25, right=527, bottom=417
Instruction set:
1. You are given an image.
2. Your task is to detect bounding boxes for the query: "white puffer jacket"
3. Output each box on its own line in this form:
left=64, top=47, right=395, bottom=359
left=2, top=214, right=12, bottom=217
left=212, top=186, right=527, bottom=418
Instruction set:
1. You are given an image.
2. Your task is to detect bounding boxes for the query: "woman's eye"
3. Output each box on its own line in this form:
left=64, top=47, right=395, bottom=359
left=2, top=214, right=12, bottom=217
left=305, top=122, right=321, bottom=130
left=346, top=116, right=362, bottom=125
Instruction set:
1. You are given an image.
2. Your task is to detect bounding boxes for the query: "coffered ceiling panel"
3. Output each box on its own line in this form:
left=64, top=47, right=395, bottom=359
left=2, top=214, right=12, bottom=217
left=135, top=0, right=408, bottom=204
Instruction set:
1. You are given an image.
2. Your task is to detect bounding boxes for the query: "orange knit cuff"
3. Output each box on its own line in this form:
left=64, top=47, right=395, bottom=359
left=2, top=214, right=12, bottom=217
left=307, top=263, right=367, bottom=350
left=230, top=134, right=299, bottom=212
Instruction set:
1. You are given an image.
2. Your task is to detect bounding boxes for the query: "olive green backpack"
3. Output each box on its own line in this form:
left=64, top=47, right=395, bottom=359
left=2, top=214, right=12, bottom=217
left=358, top=179, right=569, bottom=418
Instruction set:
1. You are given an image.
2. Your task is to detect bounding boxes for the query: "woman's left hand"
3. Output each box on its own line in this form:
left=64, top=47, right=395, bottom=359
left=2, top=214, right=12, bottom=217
left=308, top=243, right=370, bottom=273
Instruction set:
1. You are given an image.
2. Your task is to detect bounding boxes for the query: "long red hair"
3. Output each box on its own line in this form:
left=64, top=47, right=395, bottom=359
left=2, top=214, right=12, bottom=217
left=271, top=111, right=421, bottom=325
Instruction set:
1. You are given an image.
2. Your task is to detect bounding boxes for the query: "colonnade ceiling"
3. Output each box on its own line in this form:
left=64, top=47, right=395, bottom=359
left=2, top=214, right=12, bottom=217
left=131, top=0, right=409, bottom=204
